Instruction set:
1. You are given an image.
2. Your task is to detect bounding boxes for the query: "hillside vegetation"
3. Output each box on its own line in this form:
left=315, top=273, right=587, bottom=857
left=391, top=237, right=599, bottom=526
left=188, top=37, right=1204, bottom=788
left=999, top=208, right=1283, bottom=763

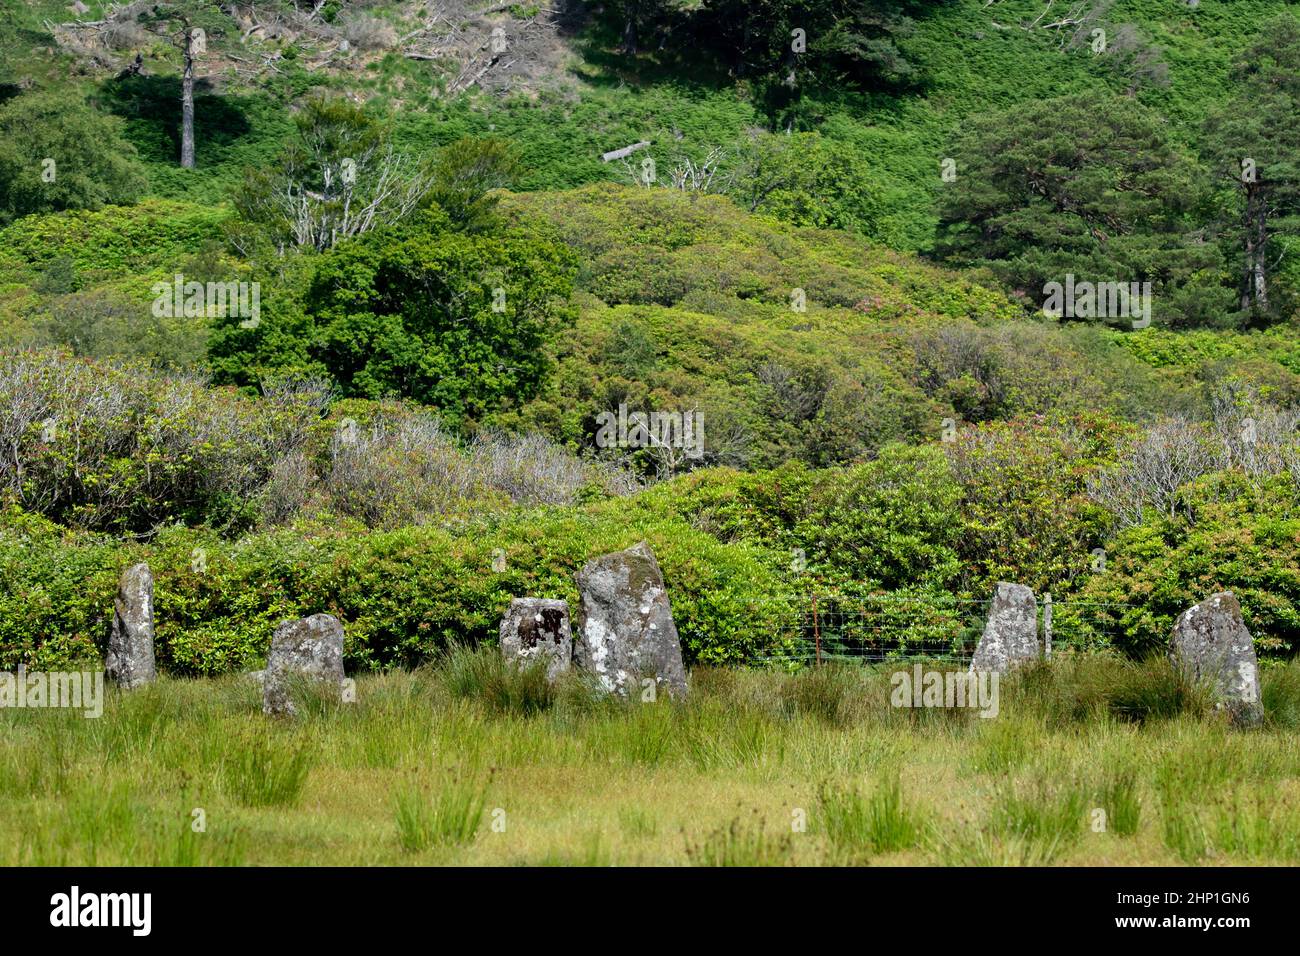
left=0, top=0, right=1299, bottom=677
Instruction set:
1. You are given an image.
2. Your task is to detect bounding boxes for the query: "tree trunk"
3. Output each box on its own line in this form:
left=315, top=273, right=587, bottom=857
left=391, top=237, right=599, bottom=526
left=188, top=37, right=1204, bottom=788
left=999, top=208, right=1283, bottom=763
left=1253, top=189, right=1268, bottom=312
left=1241, top=183, right=1268, bottom=312
left=621, top=12, right=638, bottom=55
left=181, top=31, right=196, bottom=169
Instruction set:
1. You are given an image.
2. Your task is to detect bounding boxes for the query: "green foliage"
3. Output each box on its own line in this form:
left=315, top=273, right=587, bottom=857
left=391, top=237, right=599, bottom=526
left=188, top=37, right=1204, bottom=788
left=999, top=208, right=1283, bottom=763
left=0, top=500, right=794, bottom=674
left=725, top=130, right=885, bottom=236
left=1082, top=473, right=1300, bottom=657
left=294, top=227, right=575, bottom=424
left=490, top=185, right=1157, bottom=470
left=797, top=445, right=961, bottom=590
left=0, top=92, right=147, bottom=225
left=945, top=415, right=1126, bottom=594
left=0, top=200, right=230, bottom=283
left=427, top=136, right=525, bottom=233
left=1201, top=12, right=1300, bottom=323
left=605, top=0, right=950, bottom=95
left=937, top=89, right=1227, bottom=328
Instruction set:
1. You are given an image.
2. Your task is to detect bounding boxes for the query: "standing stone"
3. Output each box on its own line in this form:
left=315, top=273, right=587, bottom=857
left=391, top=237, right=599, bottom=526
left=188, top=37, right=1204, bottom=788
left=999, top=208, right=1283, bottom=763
left=574, top=541, right=687, bottom=699
left=970, top=583, right=1039, bottom=673
left=499, top=598, right=572, bottom=681
left=106, top=563, right=156, bottom=689
left=263, top=613, right=345, bottom=716
left=1169, top=592, right=1263, bottom=728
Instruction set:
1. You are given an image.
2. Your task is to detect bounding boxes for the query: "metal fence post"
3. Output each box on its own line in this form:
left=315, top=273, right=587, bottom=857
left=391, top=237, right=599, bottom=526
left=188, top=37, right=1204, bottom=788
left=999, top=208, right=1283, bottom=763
left=812, top=594, right=822, bottom=666
left=1043, top=592, right=1053, bottom=660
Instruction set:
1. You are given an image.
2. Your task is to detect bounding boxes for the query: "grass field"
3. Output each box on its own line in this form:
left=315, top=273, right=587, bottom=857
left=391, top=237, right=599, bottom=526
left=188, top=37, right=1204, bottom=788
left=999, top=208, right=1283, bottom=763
left=4, top=649, right=1300, bottom=866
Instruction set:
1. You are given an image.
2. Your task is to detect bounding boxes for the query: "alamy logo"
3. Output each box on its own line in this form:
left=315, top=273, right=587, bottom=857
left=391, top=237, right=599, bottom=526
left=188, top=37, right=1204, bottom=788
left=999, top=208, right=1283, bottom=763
left=891, top=664, right=999, bottom=718
left=1042, top=274, right=1152, bottom=328
left=50, top=886, right=151, bottom=936
left=151, top=274, right=261, bottom=328
left=0, top=665, right=103, bottom=718
left=594, top=403, right=704, bottom=459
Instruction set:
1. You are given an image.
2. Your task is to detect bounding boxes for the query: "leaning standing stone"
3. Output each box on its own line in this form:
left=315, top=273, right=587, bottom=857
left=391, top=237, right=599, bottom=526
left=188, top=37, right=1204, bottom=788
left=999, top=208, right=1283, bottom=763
left=106, top=562, right=157, bottom=689
left=970, top=583, right=1039, bottom=673
left=262, top=613, right=346, bottom=716
left=1169, top=592, right=1263, bottom=728
left=499, top=598, right=572, bottom=681
left=574, top=541, right=688, bottom=699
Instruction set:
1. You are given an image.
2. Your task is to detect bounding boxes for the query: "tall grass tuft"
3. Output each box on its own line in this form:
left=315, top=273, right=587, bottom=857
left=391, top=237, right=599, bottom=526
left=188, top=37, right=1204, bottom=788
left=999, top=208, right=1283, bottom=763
left=1262, top=660, right=1300, bottom=729
left=990, top=772, right=1087, bottom=854
left=779, top=664, right=859, bottom=725
left=1096, top=766, right=1142, bottom=837
left=441, top=642, right=556, bottom=715
left=1160, top=793, right=1211, bottom=863
left=972, top=717, right=1035, bottom=774
left=1105, top=657, right=1213, bottom=723
left=687, top=814, right=791, bottom=867
left=930, top=828, right=1064, bottom=866
left=819, top=771, right=922, bottom=858
left=394, top=778, right=487, bottom=852
left=219, top=727, right=315, bottom=808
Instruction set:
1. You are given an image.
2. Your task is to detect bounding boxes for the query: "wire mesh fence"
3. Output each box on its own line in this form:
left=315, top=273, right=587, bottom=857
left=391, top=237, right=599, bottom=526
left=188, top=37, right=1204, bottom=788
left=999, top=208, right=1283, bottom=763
left=750, top=592, right=1137, bottom=667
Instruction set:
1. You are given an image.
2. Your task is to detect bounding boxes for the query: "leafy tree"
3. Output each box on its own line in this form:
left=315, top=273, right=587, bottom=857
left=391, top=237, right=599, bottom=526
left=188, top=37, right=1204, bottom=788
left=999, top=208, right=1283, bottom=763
left=727, top=131, right=883, bottom=235
left=1202, top=13, right=1300, bottom=323
left=426, top=136, right=525, bottom=233
left=0, top=92, right=146, bottom=224
left=213, top=226, right=578, bottom=424
left=936, top=90, right=1227, bottom=328
left=604, top=1, right=948, bottom=93
left=231, top=97, right=435, bottom=255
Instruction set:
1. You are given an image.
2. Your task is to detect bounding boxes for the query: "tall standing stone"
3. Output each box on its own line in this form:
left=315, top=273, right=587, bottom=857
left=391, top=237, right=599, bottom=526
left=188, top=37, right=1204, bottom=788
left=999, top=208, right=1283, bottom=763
left=263, top=613, right=346, bottom=716
left=1169, top=592, right=1263, bottom=728
left=970, top=583, right=1039, bottom=673
left=574, top=541, right=688, bottom=699
left=106, top=562, right=156, bottom=689
left=499, top=598, right=572, bottom=681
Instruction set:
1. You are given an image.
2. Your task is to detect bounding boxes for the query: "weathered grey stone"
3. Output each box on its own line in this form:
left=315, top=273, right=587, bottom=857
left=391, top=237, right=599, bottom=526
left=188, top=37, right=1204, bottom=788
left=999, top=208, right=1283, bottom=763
left=1170, top=592, right=1263, bottom=728
left=574, top=541, right=687, bottom=699
left=970, top=583, right=1039, bottom=673
left=499, top=598, right=572, bottom=680
left=105, top=562, right=156, bottom=689
left=262, top=613, right=345, bottom=716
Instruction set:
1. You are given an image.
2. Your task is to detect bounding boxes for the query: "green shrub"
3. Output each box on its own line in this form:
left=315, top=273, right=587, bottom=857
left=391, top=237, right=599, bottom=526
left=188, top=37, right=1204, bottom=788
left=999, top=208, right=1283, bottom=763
left=0, top=499, right=796, bottom=674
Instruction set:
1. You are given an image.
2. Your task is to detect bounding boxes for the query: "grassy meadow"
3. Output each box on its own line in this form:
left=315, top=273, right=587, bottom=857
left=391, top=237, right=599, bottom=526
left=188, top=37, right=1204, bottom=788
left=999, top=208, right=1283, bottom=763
left=5, top=649, right=1300, bottom=867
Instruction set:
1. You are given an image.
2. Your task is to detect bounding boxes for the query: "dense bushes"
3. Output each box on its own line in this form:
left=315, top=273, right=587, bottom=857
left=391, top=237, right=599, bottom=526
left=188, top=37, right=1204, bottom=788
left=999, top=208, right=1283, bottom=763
left=0, top=504, right=795, bottom=674
left=0, top=92, right=147, bottom=225
left=211, top=220, right=578, bottom=426
left=1082, top=473, right=1300, bottom=658
left=0, top=200, right=230, bottom=284
left=0, top=350, right=304, bottom=533
left=5, top=363, right=1300, bottom=670
left=0, top=351, right=635, bottom=534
